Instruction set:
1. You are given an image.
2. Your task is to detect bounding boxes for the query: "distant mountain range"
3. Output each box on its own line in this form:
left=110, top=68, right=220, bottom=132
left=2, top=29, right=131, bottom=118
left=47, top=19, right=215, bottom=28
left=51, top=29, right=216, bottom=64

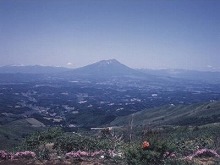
left=139, top=69, right=220, bottom=83
left=1, top=59, right=220, bottom=83
left=0, top=65, right=70, bottom=74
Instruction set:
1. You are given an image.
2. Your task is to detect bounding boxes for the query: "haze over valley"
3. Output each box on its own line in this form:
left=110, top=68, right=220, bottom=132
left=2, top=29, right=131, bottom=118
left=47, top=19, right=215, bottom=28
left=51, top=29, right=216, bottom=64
left=0, top=0, right=220, bottom=164
left=1, top=59, right=220, bottom=129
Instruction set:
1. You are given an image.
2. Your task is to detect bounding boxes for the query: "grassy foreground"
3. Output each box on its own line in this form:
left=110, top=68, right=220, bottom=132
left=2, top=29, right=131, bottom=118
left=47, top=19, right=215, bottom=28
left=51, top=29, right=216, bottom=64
left=0, top=123, right=220, bottom=165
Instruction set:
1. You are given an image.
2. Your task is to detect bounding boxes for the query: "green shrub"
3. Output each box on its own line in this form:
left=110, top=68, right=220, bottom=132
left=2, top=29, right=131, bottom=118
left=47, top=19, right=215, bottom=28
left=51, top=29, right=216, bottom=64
left=53, top=134, right=113, bottom=152
left=19, top=127, right=63, bottom=150
left=36, top=147, right=50, bottom=160
left=125, top=139, right=174, bottom=165
left=164, top=159, right=196, bottom=165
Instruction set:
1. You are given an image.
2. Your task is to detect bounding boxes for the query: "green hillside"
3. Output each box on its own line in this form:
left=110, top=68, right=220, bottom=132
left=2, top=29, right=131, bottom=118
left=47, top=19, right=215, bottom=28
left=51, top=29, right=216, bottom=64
left=0, top=118, right=45, bottom=150
left=0, top=103, right=220, bottom=164
left=110, top=101, right=220, bottom=127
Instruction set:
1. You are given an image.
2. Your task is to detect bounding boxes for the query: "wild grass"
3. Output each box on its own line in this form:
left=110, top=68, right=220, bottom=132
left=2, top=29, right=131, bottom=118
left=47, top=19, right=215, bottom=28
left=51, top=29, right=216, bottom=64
left=4, top=123, right=217, bottom=164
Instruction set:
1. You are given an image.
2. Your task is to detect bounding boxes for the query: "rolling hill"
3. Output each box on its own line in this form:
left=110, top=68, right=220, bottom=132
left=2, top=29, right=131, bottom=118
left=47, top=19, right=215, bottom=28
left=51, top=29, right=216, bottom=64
left=0, top=118, right=45, bottom=150
left=110, top=101, right=220, bottom=127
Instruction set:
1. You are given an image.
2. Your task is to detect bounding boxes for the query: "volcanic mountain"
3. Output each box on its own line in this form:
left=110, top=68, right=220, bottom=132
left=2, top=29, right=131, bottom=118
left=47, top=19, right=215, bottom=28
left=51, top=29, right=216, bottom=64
left=68, top=59, right=146, bottom=79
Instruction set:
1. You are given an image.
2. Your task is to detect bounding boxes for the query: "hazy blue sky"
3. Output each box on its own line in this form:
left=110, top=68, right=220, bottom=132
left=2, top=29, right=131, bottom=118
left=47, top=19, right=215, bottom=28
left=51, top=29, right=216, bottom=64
left=0, top=0, right=219, bottom=71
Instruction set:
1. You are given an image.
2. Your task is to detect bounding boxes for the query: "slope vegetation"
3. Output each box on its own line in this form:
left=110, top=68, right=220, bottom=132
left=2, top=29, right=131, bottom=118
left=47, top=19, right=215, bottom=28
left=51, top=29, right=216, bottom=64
left=111, top=101, right=220, bottom=127
left=0, top=118, right=45, bottom=150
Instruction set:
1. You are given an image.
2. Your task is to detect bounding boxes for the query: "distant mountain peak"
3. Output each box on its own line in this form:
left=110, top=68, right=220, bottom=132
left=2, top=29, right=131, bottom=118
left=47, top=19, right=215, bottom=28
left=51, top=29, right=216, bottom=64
left=69, top=59, right=145, bottom=78
left=95, top=59, right=121, bottom=66
left=102, top=59, right=118, bottom=63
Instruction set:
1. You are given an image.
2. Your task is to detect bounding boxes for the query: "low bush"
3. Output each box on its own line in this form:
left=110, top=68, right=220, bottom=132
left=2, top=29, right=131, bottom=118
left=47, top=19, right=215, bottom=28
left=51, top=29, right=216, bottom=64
left=53, top=134, right=113, bottom=152
left=125, top=139, right=175, bottom=165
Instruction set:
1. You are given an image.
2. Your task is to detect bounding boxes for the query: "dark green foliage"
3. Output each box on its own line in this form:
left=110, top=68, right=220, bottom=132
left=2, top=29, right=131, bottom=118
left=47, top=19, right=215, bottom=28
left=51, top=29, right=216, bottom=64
left=13, top=123, right=220, bottom=164
left=123, top=123, right=220, bottom=164
left=20, top=127, right=115, bottom=154
left=167, top=125, right=220, bottom=156
left=125, top=137, right=174, bottom=165
left=125, top=145, right=165, bottom=165
left=54, top=134, right=113, bottom=152
left=20, top=127, right=63, bottom=150
left=36, top=147, right=50, bottom=160
left=165, top=159, right=195, bottom=165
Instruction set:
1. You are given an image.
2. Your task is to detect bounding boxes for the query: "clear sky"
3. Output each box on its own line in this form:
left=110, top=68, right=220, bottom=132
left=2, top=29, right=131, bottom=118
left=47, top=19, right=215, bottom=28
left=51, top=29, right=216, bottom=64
left=0, top=0, right=219, bottom=71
